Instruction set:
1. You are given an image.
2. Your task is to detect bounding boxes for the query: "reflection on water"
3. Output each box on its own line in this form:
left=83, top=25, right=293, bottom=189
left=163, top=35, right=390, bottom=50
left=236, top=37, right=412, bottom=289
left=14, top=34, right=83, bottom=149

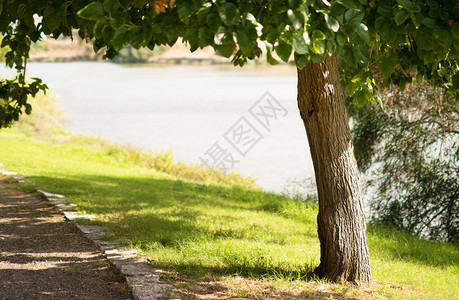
left=2, top=62, right=315, bottom=192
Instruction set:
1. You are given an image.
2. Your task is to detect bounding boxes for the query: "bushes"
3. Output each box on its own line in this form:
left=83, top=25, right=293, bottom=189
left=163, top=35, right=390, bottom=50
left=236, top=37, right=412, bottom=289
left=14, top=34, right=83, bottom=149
left=351, top=82, right=458, bottom=243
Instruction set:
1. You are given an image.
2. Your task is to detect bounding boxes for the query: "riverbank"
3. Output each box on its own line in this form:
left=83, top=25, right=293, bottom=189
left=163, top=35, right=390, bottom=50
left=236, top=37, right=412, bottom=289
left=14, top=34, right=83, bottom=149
left=28, top=38, right=231, bottom=64
left=5, top=62, right=311, bottom=193
left=0, top=120, right=458, bottom=298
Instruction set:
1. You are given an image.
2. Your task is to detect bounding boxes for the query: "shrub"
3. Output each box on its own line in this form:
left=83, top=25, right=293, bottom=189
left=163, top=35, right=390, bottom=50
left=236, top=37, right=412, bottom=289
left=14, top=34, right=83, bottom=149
left=351, top=82, right=458, bottom=243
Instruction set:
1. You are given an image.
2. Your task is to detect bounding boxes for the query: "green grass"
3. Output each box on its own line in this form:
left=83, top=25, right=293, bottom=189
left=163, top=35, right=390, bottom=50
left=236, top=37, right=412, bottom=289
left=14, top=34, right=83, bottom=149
left=1, top=130, right=458, bottom=299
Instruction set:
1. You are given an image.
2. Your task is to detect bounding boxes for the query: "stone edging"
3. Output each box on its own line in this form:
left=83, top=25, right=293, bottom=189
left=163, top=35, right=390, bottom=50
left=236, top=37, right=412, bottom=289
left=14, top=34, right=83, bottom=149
left=0, top=167, right=175, bottom=300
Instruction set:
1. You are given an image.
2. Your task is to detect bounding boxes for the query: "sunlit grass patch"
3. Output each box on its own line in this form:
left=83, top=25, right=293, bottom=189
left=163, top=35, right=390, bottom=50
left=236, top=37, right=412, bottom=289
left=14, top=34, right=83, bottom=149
left=0, top=129, right=458, bottom=299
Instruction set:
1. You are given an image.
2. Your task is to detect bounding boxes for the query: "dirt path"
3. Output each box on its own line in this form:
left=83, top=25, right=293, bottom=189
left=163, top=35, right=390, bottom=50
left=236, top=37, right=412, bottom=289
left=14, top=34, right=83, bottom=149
left=0, top=179, right=132, bottom=299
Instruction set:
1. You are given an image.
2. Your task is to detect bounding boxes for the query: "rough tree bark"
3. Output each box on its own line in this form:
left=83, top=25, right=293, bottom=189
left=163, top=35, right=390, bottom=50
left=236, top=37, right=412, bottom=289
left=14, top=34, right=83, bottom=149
left=297, top=54, right=371, bottom=282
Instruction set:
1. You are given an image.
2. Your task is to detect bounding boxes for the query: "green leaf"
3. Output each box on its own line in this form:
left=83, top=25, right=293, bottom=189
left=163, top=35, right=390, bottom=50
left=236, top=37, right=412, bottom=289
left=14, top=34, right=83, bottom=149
left=326, top=40, right=334, bottom=54
left=440, top=11, right=449, bottom=21
left=451, top=23, right=459, bottom=39
left=218, top=3, right=239, bottom=26
left=376, top=5, right=393, bottom=18
left=0, top=10, right=8, bottom=32
left=452, top=73, right=459, bottom=89
left=207, top=13, right=221, bottom=33
left=103, top=26, right=115, bottom=42
left=380, top=23, right=400, bottom=45
left=139, top=24, right=154, bottom=43
left=410, top=13, right=423, bottom=28
left=244, top=13, right=258, bottom=27
left=317, top=40, right=325, bottom=54
left=310, top=39, right=319, bottom=53
left=78, top=2, right=105, bottom=21
left=301, top=4, right=310, bottom=23
left=177, top=1, right=193, bottom=19
left=93, top=20, right=107, bottom=38
left=197, top=6, right=211, bottom=24
left=396, top=0, right=414, bottom=10
left=325, top=14, right=340, bottom=32
left=341, top=45, right=357, bottom=67
left=236, top=30, right=249, bottom=50
left=355, top=23, right=369, bottom=43
left=110, top=11, right=129, bottom=29
left=345, top=8, right=364, bottom=25
left=264, top=28, right=280, bottom=44
left=421, top=18, right=435, bottom=28
left=378, top=54, right=398, bottom=78
left=133, top=0, right=146, bottom=8
left=103, top=0, right=119, bottom=12
left=453, top=40, right=459, bottom=51
left=294, top=53, right=310, bottom=69
left=375, top=17, right=388, bottom=31
left=25, top=103, right=32, bottom=115
left=345, top=8, right=359, bottom=22
left=275, top=41, right=292, bottom=62
left=394, top=11, right=409, bottom=25
left=266, top=48, right=279, bottom=65
left=336, top=32, right=346, bottom=45
left=293, top=33, right=308, bottom=54
left=288, top=0, right=301, bottom=9
left=312, top=30, right=326, bottom=40
left=287, top=9, right=301, bottom=30
left=43, top=7, right=63, bottom=32
left=353, top=89, right=368, bottom=107
left=311, top=53, right=326, bottom=63
left=416, top=37, right=435, bottom=50
left=238, top=2, right=253, bottom=14
left=111, top=27, right=133, bottom=50
left=342, top=23, right=356, bottom=36
left=198, top=27, right=212, bottom=47
left=337, top=0, right=358, bottom=9
left=216, top=41, right=235, bottom=57
left=416, top=27, right=436, bottom=50
left=433, top=29, right=449, bottom=42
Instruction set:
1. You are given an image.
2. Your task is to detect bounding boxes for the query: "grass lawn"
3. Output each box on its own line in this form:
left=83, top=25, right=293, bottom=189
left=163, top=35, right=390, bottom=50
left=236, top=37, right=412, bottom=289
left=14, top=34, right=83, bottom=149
left=0, top=130, right=458, bottom=299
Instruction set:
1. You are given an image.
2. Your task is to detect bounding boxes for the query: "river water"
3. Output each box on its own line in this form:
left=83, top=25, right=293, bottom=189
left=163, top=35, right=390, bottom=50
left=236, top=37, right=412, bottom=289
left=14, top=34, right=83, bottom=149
left=2, top=62, right=315, bottom=192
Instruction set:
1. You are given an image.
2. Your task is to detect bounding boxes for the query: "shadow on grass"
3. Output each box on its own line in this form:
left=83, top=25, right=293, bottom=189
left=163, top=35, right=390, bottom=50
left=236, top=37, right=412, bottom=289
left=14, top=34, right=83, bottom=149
left=22, top=173, right=459, bottom=278
left=22, top=173, right=320, bottom=276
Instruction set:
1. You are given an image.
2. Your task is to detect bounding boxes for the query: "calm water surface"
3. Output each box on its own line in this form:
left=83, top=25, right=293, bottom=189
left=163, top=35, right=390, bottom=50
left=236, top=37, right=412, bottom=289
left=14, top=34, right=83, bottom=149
left=3, top=62, right=315, bottom=192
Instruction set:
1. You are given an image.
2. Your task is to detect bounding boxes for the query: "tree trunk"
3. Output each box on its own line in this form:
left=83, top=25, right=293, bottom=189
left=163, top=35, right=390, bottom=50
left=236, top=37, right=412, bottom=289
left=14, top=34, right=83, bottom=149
left=297, top=54, right=371, bottom=283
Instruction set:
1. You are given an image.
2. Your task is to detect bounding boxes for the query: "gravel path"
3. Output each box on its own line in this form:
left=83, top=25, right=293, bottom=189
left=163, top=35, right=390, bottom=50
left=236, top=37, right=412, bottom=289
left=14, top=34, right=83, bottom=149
left=0, top=179, right=132, bottom=299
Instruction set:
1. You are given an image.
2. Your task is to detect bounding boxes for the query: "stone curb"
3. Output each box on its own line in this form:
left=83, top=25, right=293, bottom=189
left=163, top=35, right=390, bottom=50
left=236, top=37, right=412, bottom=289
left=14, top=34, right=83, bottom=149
left=1, top=169, right=175, bottom=300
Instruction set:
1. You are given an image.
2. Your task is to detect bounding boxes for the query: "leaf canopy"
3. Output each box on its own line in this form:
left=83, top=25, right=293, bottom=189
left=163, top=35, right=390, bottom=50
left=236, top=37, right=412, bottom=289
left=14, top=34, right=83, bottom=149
left=0, top=0, right=458, bottom=127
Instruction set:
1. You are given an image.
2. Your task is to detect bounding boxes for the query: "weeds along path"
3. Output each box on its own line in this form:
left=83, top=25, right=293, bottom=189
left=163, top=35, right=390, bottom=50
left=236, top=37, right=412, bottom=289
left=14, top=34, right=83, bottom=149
left=0, top=179, right=131, bottom=299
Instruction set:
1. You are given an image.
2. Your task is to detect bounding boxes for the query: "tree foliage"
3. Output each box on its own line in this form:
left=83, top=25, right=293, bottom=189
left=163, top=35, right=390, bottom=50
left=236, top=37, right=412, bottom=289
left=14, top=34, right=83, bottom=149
left=351, top=83, right=458, bottom=243
left=1, top=0, right=458, bottom=283
left=111, top=44, right=168, bottom=62
left=0, top=0, right=458, bottom=127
